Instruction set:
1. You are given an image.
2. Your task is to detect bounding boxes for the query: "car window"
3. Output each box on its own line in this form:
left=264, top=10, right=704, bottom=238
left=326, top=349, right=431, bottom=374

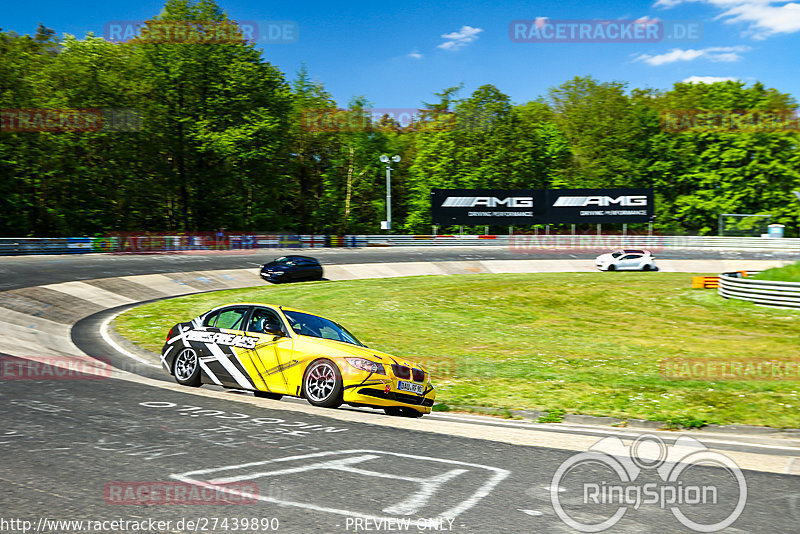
left=247, top=308, right=283, bottom=333
left=318, top=325, right=341, bottom=340
left=622, top=254, right=641, bottom=260
left=611, top=252, right=623, bottom=258
left=215, top=307, right=248, bottom=330
left=283, top=310, right=364, bottom=347
left=202, top=310, right=220, bottom=327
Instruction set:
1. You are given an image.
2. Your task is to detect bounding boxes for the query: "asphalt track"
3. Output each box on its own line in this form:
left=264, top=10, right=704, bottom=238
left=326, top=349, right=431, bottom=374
left=3, top=374, right=799, bottom=534
left=1, top=245, right=798, bottom=291
left=1, top=247, right=800, bottom=533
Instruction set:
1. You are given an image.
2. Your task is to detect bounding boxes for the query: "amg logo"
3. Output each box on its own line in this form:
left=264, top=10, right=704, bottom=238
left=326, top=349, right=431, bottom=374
left=553, top=195, right=648, bottom=207
left=442, top=196, right=534, bottom=208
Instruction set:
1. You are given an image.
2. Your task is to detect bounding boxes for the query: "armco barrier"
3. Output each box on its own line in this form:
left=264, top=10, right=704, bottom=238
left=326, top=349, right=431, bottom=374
left=0, top=234, right=799, bottom=255
left=0, top=238, right=71, bottom=255
left=718, top=272, right=800, bottom=309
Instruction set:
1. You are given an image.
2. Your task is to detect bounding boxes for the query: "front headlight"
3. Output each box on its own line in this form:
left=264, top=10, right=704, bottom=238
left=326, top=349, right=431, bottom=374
left=273, top=271, right=285, bottom=275
left=346, top=358, right=385, bottom=375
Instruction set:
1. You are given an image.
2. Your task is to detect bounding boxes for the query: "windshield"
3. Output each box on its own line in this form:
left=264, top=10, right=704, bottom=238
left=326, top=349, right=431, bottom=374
left=283, top=310, right=365, bottom=347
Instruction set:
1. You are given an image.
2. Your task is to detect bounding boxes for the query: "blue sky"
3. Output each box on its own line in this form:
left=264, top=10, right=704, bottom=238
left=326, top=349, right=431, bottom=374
left=4, top=0, right=800, bottom=108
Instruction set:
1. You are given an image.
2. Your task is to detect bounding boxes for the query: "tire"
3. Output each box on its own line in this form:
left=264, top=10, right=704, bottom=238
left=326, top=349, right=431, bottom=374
left=607, top=264, right=616, bottom=272
left=642, top=264, right=651, bottom=271
left=303, top=359, right=343, bottom=408
left=254, top=391, right=283, bottom=400
left=384, top=406, right=424, bottom=418
left=173, top=347, right=201, bottom=387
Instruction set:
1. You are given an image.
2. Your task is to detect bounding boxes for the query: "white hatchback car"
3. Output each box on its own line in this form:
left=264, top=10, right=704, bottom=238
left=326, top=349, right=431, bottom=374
left=595, top=249, right=657, bottom=271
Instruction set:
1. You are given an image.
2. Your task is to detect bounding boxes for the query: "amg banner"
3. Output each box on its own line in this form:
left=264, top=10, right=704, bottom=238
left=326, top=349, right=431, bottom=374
left=430, top=189, right=547, bottom=225
left=546, top=188, right=653, bottom=224
left=431, top=188, right=653, bottom=225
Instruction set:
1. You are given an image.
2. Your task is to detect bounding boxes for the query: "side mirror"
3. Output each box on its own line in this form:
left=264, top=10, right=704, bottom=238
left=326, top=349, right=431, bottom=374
left=264, top=326, right=284, bottom=337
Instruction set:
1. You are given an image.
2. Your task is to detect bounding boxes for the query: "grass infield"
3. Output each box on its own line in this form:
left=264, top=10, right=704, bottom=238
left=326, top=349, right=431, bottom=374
left=115, top=273, right=800, bottom=429
left=754, top=261, right=800, bottom=282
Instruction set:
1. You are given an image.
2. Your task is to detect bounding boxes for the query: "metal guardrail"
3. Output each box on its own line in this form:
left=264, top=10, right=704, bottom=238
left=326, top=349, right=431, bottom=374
left=718, top=272, right=800, bottom=309
left=0, top=234, right=798, bottom=255
left=0, top=238, right=72, bottom=255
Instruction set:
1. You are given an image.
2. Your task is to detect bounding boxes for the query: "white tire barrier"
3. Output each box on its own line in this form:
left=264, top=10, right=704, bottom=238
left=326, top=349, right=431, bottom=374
left=718, top=273, right=800, bottom=309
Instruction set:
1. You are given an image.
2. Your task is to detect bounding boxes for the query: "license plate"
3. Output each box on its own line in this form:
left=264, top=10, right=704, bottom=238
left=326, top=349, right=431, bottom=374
left=397, top=381, right=424, bottom=395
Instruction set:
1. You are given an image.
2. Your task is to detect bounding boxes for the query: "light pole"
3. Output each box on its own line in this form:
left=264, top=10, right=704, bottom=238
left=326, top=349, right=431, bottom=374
left=380, top=154, right=401, bottom=233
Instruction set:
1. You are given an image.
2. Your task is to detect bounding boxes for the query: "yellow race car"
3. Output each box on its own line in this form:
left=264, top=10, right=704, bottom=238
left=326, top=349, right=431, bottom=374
left=161, top=303, right=435, bottom=416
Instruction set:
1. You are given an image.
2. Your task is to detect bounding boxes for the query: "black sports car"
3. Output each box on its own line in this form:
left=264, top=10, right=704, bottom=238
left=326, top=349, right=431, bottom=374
left=260, top=255, right=323, bottom=283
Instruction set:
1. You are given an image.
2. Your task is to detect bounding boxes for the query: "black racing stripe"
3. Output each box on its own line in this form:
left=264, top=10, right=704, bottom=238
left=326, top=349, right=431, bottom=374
left=225, top=345, right=253, bottom=382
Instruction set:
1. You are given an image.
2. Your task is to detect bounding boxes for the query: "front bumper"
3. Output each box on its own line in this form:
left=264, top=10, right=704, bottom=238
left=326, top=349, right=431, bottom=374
left=260, top=271, right=285, bottom=281
left=341, top=373, right=436, bottom=414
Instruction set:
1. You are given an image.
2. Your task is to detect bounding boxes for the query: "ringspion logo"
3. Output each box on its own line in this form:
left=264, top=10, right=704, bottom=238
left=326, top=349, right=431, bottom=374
left=550, top=434, right=746, bottom=532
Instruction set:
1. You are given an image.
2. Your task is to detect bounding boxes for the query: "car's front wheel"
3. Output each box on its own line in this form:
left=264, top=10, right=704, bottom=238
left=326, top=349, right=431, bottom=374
left=173, top=348, right=201, bottom=387
left=607, top=264, right=616, bottom=271
left=303, top=359, right=343, bottom=408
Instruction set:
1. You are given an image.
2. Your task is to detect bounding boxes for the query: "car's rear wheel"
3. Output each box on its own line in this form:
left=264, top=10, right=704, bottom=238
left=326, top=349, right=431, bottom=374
left=173, top=348, right=201, bottom=387
left=254, top=391, right=283, bottom=400
left=642, top=264, right=651, bottom=271
left=303, top=359, right=343, bottom=408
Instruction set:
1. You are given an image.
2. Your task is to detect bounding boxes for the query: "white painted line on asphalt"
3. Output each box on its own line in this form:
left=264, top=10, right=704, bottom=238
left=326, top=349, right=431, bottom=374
left=172, top=449, right=510, bottom=522
left=100, top=311, right=160, bottom=368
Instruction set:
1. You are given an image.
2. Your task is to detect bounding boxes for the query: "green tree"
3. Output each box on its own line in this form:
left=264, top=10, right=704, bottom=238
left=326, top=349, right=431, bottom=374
left=647, top=81, right=800, bottom=234
left=548, top=76, right=654, bottom=188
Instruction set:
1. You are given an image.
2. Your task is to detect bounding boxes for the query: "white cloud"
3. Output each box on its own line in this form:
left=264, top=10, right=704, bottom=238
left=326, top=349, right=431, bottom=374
left=438, top=25, right=484, bottom=50
left=634, top=45, right=750, bottom=64
left=654, top=0, right=692, bottom=7
left=682, top=75, right=740, bottom=83
left=654, top=1, right=800, bottom=38
left=407, top=50, right=423, bottom=59
left=634, top=15, right=661, bottom=24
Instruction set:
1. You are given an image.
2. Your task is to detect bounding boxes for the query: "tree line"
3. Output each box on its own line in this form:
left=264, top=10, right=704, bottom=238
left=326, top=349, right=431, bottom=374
left=1, top=0, right=799, bottom=237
